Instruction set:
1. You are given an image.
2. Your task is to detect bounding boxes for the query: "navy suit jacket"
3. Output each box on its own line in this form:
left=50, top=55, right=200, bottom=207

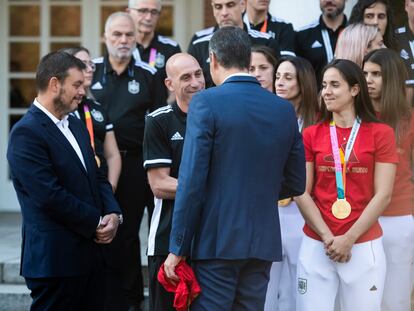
left=169, top=75, right=306, bottom=262
left=7, top=104, right=121, bottom=278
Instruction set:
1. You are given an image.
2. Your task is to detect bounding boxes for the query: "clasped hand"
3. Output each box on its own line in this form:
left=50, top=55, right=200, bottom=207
left=94, top=213, right=119, bottom=244
left=324, top=234, right=354, bottom=263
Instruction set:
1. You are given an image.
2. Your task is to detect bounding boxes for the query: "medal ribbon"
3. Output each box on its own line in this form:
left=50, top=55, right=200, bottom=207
left=149, top=48, right=157, bottom=67
left=83, top=104, right=96, bottom=152
left=329, top=118, right=361, bottom=199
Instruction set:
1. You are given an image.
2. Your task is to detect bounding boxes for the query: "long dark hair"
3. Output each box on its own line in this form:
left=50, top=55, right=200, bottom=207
left=363, top=48, right=412, bottom=143
left=275, top=56, right=319, bottom=129
left=251, top=45, right=278, bottom=92
left=349, top=0, right=397, bottom=50
left=320, top=59, right=379, bottom=123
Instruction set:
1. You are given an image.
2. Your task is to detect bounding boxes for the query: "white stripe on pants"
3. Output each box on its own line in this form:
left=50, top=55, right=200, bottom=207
left=296, top=236, right=386, bottom=311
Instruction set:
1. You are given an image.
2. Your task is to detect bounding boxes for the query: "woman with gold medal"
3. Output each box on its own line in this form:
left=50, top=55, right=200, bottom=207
left=61, top=47, right=122, bottom=193
left=295, top=59, right=398, bottom=311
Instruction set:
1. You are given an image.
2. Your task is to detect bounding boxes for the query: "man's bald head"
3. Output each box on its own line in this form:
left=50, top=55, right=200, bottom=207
left=165, top=53, right=205, bottom=110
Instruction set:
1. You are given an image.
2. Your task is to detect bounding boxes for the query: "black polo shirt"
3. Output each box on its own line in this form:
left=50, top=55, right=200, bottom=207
left=243, top=12, right=296, bottom=56
left=395, top=25, right=414, bottom=88
left=295, top=15, right=347, bottom=85
left=143, top=102, right=186, bottom=256
left=91, top=55, right=163, bottom=152
left=72, top=97, right=113, bottom=173
left=133, top=33, right=181, bottom=104
left=187, top=24, right=281, bottom=88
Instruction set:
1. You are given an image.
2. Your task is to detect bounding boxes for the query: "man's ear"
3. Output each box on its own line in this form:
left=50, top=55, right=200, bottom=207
left=210, top=52, right=218, bottom=69
left=49, top=77, right=61, bottom=94
left=164, top=77, right=174, bottom=92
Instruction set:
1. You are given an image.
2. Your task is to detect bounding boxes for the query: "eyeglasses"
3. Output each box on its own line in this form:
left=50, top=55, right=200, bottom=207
left=130, top=8, right=161, bottom=16
left=82, top=61, right=96, bottom=72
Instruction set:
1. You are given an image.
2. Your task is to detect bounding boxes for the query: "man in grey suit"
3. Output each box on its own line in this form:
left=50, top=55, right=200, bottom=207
left=164, top=27, right=306, bottom=310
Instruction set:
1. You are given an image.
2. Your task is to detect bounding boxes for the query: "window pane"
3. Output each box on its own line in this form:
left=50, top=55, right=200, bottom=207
left=9, top=5, right=40, bottom=36
left=10, top=79, right=36, bottom=108
left=50, top=6, right=81, bottom=36
left=156, top=5, right=173, bottom=36
left=50, top=42, right=81, bottom=52
left=9, top=115, right=24, bottom=132
left=101, top=6, right=125, bottom=34
left=10, top=42, right=40, bottom=72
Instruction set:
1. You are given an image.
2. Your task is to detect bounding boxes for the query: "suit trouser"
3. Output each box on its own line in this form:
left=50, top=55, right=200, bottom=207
left=379, top=215, right=414, bottom=311
left=103, top=152, right=151, bottom=309
left=191, top=258, right=272, bottom=311
left=25, top=256, right=105, bottom=311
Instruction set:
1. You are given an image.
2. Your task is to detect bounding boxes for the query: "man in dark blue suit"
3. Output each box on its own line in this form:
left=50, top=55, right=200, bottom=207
left=163, top=27, right=306, bottom=310
left=7, top=52, right=122, bottom=311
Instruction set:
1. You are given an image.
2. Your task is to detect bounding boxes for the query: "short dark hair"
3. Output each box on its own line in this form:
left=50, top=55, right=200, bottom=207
left=348, top=0, right=397, bottom=50
left=209, top=27, right=251, bottom=70
left=59, top=46, right=90, bottom=57
left=36, top=51, right=86, bottom=92
left=320, top=59, right=378, bottom=123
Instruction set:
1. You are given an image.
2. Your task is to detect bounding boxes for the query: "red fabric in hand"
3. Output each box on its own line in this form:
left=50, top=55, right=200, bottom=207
left=158, top=261, right=201, bottom=311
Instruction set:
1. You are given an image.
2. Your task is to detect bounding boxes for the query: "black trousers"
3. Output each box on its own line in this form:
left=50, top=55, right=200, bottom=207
left=148, top=255, right=176, bottom=311
left=25, top=259, right=105, bottom=311
left=103, top=152, right=153, bottom=310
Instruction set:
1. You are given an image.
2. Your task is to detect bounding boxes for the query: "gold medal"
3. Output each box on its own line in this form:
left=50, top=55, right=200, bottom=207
left=278, top=198, right=292, bottom=207
left=331, top=199, right=351, bottom=219
left=95, top=155, right=101, bottom=168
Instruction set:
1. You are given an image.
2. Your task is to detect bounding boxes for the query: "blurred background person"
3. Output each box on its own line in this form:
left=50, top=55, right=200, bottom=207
left=61, top=46, right=121, bottom=193
left=128, top=0, right=181, bottom=105
left=243, top=0, right=296, bottom=56
left=335, top=23, right=385, bottom=67
left=295, top=0, right=348, bottom=85
left=363, top=48, right=414, bottom=311
left=249, top=45, right=277, bottom=92
left=272, top=55, right=319, bottom=311
left=349, top=0, right=397, bottom=49
left=295, top=59, right=398, bottom=311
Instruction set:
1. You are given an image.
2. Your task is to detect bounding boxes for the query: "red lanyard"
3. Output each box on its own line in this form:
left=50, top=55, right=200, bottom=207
left=260, top=18, right=268, bottom=33
left=83, top=104, right=96, bottom=152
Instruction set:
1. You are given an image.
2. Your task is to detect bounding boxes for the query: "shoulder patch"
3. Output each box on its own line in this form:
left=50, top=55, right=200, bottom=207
left=195, top=26, right=215, bottom=37
left=135, top=59, right=157, bottom=75
left=192, top=34, right=213, bottom=45
left=296, top=19, right=319, bottom=32
left=157, top=35, right=178, bottom=47
left=396, top=26, right=406, bottom=34
left=148, top=105, right=173, bottom=117
left=92, top=56, right=104, bottom=64
left=248, top=29, right=271, bottom=39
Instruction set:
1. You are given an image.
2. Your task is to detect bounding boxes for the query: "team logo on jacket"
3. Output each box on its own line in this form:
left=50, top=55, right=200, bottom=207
left=298, top=278, right=307, bottom=294
left=155, top=53, right=165, bottom=68
left=91, top=109, right=104, bottom=123
left=128, top=80, right=140, bottom=94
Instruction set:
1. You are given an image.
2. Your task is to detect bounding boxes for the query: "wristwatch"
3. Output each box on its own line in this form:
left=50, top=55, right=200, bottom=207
left=117, top=214, right=124, bottom=225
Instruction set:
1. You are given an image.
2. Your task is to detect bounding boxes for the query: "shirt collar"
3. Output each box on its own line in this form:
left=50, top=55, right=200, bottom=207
left=222, top=72, right=252, bottom=83
left=34, top=98, right=69, bottom=128
left=104, top=54, right=134, bottom=75
left=319, top=14, right=347, bottom=32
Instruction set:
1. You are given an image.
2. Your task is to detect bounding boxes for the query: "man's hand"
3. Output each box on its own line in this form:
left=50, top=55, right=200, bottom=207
left=95, top=213, right=119, bottom=244
left=163, top=253, right=184, bottom=285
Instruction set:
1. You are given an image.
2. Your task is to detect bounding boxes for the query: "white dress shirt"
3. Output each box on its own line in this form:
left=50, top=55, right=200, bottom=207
left=33, top=99, right=87, bottom=171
